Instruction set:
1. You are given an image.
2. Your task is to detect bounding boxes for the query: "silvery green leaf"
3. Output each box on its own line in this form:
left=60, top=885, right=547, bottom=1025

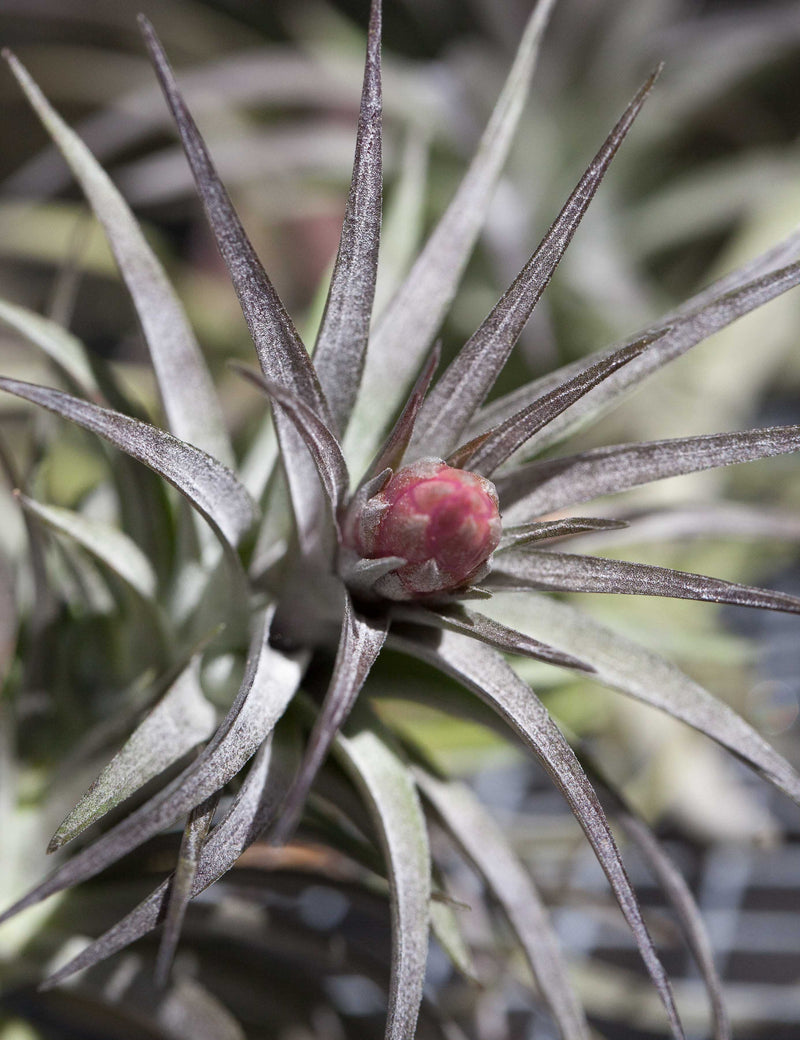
left=44, top=733, right=299, bottom=987
left=452, top=335, right=654, bottom=475
left=48, top=658, right=216, bottom=852
left=17, top=493, right=157, bottom=601
left=476, top=258, right=800, bottom=455
left=587, top=762, right=730, bottom=1040
left=428, top=895, right=477, bottom=985
left=336, top=709, right=430, bottom=1040
left=0, top=297, right=97, bottom=396
left=414, top=68, right=661, bottom=459
left=498, top=517, right=628, bottom=550
left=394, top=627, right=684, bottom=1040
left=0, top=609, right=305, bottom=925
left=272, top=596, right=388, bottom=844
left=0, top=377, right=256, bottom=552
left=339, top=553, right=406, bottom=596
left=396, top=604, right=593, bottom=672
left=490, top=549, right=800, bottom=615
left=232, top=365, right=349, bottom=517
left=154, top=792, right=219, bottom=986
left=157, top=977, right=245, bottom=1040
left=313, top=0, right=382, bottom=436
left=483, top=591, right=800, bottom=804
left=4, top=54, right=232, bottom=467
left=344, top=0, right=557, bottom=475
left=416, top=767, right=590, bottom=1040
left=500, top=425, right=800, bottom=521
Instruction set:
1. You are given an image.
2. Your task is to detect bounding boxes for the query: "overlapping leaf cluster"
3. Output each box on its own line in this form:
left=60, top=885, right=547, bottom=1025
left=2, top=1, right=800, bottom=1037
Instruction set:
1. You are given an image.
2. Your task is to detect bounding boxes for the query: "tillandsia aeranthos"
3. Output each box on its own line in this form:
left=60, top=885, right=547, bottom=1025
left=3, top=0, right=800, bottom=1036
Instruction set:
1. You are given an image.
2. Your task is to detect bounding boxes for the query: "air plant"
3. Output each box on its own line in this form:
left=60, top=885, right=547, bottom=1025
left=2, top=0, right=800, bottom=1037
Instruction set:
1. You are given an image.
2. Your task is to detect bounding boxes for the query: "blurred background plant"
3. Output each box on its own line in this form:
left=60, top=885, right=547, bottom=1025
left=1, top=1, right=800, bottom=1038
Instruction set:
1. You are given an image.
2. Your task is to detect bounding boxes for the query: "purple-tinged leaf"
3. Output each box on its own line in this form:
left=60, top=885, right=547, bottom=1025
left=394, top=604, right=593, bottom=672
left=0, top=297, right=98, bottom=397
left=413, top=68, right=661, bottom=459
left=154, top=792, right=220, bottom=987
left=233, top=364, right=349, bottom=517
left=43, top=732, right=300, bottom=987
left=0, top=551, right=15, bottom=690
left=48, top=658, right=216, bottom=852
left=498, top=517, right=628, bottom=550
left=453, top=335, right=655, bottom=475
left=3, top=53, right=233, bottom=467
left=474, top=259, right=800, bottom=457
left=483, top=591, right=800, bottom=804
left=500, top=425, right=800, bottom=522
left=0, top=377, right=256, bottom=552
left=272, top=597, right=388, bottom=845
left=393, top=628, right=685, bottom=1040
left=587, top=763, right=730, bottom=1040
left=362, top=343, right=441, bottom=485
left=415, top=767, right=590, bottom=1040
left=335, top=707, right=430, bottom=1040
left=344, top=0, right=558, bottom=475
left=0, top=609, right=305, bottom=926
left=490, top=549, right=800, bottom=615
left=313, top=0, right=383, bottom=436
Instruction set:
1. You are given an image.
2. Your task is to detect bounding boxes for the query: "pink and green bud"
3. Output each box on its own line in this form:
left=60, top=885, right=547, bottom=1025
left=347, top=458, right=502, bottom=600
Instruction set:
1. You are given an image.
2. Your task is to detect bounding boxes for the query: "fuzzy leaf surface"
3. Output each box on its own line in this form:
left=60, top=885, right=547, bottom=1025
left=416, top=767, right=590, bottom=1040
left=500, top=425, right=800, bottom=521
left=313, top=0, right=382, bottom=435
left=0, top=297, right=98, bottom=396
left=414, top=68, right=660, bottom=458
left=344, top=0, right=556, bottom=474
left=394, top=627, right=684, bottom=1039
left=498, top=517, right=628, bottom=550
left=0, top=377, right=256, bottom=551
left=483, top=591, right=800, bottom=804
left=4, top=54, right=232, bottom=466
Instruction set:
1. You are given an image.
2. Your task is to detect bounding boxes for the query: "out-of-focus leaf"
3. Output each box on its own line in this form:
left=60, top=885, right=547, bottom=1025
left=0, top=297, right=98, bottom=396
left=429, top=895, right=477, bottom=985
left=500, top=426, right=800, bottom=521
left=452, top=336, right=652, bottom=475
left=394, top=627, right=684, bottom=1040
left=344, top=0, right=557, bottom=475
left=157, top=976, right=245, bottom=1040
left=489, top=549, right=800, bottom=615
left=0, top=550, right=15, bottom=688
left=0, top=609, right=305, bottom=925
left=4, top=53, right=233, bottom=467
left=272, top=596, right=388, bottom=844
left=17, top=493, right=157, bottom=601
left=336, top=708, right=431, bottom=1040
left=154, top=791, right=219, bottom=986
left=414, top=69, right=661, bottom=459
left=396, top=605, right=592, bottom=671
left=44, top=732, right=300, bottom=987
left=498, top=517, right=628, bottom=550
left=48, top=658, right=215, bottom=852
left=483, top=591, right=800, bottom=804
left=0, top=377, right=257, bottom=553
left=313, top=0, right=382, bottom=436
left=416, top=767, right=590, bottom=1040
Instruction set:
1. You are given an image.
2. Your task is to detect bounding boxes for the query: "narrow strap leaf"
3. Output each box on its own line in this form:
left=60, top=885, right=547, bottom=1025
left=395, top=604, right=593, bottom=672
left=0, top=296, right=98, bottom=397
left=335, top=710, right=430, bottom=1040
left=48, top=658, right=216, bottom=852
left=0, top=377, right=256, bottom=552
left=343, top=0, right=557, bottom=475
left=451, top=334, right=654, bottom=475
left=482, top=591, right=800, bottom=804
left=43, top=733, right=299, bottom=987
left=0, top=609, right=306, bottom=926
left=154, top=791, right=220, bottom=987
left=413, top=66, right=661, bottom=459
left=313, top=0, right=383, bottom=435
left=490, top=548, right=800, bottom=615
left=394, top=628, right=685, bottom=1040
left=272, top=596, right=388, bottom=844
left=499, top=425, right=800, bottom=521
left=498, top=517, right=628, bottom=550
left=415, top=767, right=591, bottom=1040
left=4, top=52, right=233, bottom=467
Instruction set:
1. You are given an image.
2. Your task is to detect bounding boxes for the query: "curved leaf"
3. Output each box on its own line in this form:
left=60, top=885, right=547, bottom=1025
left=498, top=517, right=628, bottom=550
left=0, top=296, right=98, bottom=396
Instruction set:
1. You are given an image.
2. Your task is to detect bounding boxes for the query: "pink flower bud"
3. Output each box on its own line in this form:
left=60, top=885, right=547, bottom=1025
left=348, top=458, right=502, bottom=600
